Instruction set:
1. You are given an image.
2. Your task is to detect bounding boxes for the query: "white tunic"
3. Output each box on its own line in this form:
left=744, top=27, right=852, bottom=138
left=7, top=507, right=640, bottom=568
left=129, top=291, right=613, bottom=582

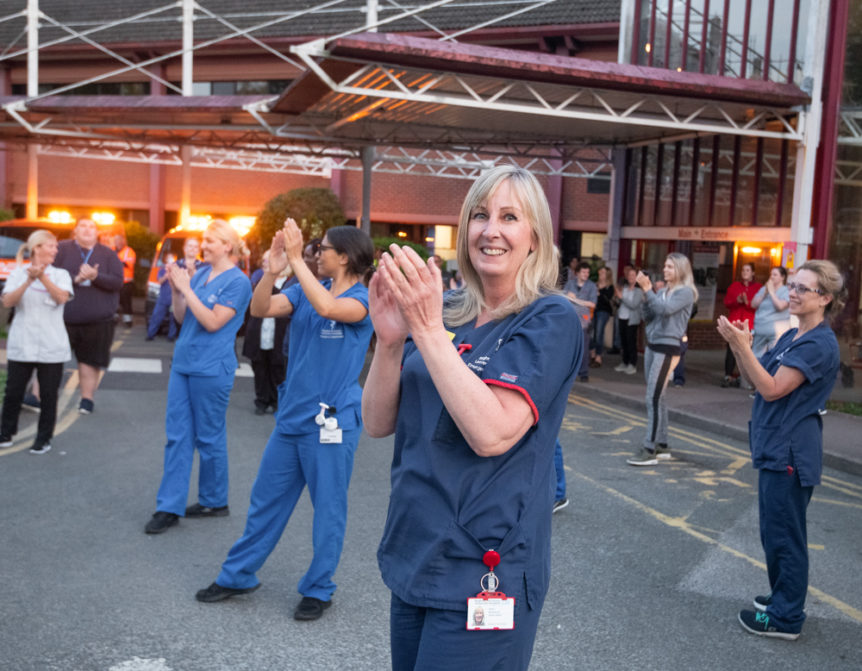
left=3, top=265, right=74, bottom=363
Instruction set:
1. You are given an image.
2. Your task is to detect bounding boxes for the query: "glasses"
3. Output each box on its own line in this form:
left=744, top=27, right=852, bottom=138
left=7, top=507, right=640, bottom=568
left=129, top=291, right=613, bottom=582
left=317, top=243, right=335, bottom=254
left=787, top=281, right=823, bottom=296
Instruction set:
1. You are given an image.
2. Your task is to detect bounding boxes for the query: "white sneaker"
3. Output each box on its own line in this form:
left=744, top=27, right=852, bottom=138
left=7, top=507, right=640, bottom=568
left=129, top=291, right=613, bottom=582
left=624, top=364, right=637, bottom=375
left=614, top=363, right=627, bottom=372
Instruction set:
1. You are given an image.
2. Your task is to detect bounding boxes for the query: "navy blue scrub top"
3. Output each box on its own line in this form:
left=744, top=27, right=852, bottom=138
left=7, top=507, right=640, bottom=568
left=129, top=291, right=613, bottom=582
left=172, top=265, right=252, bottom=376
left=378, top=294, right=581, bottom=611
left=749, top=321, right=839, bottom=486
left=275, top=279, right=373, bottom=435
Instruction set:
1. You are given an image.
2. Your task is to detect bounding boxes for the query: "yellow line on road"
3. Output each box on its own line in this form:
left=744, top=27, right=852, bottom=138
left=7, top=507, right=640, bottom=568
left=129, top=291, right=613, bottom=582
left=572, top=469, right=862, bottom=624
left=568, top=392, right=862, bottom=499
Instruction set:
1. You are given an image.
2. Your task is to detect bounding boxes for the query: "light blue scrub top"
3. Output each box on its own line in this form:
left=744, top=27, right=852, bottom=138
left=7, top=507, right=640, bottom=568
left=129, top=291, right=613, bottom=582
left=275, top=279, right=373, bottom=434
left=171, top=265, right=252, bottom=376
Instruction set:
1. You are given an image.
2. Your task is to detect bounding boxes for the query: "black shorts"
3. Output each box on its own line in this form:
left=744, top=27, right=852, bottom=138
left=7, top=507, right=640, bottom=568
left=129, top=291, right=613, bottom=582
left=66, top=320, right=115, bottom=369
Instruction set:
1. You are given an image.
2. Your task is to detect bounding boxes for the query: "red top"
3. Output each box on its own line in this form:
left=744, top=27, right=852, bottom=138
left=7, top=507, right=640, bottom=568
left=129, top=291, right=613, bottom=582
left=723, top=280, right=762, bottom=327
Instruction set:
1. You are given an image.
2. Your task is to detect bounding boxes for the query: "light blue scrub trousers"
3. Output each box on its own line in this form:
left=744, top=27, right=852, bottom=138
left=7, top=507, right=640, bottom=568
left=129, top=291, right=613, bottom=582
left=156, top=369, right=234, bottom=515
left=216, top=427, right=361, bottom=601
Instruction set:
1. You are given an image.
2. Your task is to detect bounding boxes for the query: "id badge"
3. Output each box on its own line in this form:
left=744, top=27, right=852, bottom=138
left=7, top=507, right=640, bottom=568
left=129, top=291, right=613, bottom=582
left=467, top=595, right=515, bottom=630
left=466, top=549, right=514, bottom=630
left=319, top=427, right=343, bottom=444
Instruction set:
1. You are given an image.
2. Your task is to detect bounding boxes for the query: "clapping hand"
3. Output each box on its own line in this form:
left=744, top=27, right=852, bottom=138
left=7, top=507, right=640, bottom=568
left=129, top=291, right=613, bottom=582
left=376, top=245, right=443, bottom=340
left=716, top=315, right=753, bottom=350
left=167, top=262, right=192, bottom=293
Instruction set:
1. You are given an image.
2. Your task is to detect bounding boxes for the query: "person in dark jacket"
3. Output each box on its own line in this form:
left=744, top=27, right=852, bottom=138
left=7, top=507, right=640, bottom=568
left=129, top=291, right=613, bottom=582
left=243, top=251, right=291, bottom=414
left=53, top=218, right=124, bottom=415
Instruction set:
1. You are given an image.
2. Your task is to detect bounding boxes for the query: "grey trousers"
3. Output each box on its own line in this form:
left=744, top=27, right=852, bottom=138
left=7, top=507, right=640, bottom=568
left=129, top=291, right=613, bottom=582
left=643, top=347, right=680, bottom=450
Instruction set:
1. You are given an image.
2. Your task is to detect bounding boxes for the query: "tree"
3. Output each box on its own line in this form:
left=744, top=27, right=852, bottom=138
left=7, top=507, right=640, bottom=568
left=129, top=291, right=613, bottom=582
left=250, top=188, right=346, bottom=252
left=122, top=220, right=160, bottom=294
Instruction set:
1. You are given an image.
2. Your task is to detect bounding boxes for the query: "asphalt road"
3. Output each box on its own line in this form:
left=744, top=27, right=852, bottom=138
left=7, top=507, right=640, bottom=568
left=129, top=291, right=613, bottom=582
left=1, top=328, right=861, bottom=670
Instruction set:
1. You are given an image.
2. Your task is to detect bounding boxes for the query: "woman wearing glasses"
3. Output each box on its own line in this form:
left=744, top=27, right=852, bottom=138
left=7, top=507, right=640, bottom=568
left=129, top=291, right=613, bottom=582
left=196, top=220, right=375, bottom=623
left=717, top=260, right=844, bottom=640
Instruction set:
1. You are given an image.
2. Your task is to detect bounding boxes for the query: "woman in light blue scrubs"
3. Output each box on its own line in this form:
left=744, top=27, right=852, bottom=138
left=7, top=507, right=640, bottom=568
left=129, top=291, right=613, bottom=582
left=195, top=220, right=374, bottom=623
left=145, top=219, right=252, bottom=535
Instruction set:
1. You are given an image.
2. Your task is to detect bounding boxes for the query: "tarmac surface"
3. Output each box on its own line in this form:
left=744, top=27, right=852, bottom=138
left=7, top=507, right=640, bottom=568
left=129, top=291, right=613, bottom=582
left=1, top=314, right=861, bottom=670
left=578, top=345, right=862, bottom=477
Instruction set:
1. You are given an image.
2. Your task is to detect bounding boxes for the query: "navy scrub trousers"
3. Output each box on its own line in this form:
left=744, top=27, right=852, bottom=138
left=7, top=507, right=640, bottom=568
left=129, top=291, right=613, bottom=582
left=156, top=368, right=234, bottom=514
left=758, top=465, right=813, bottom=633
left=216, top=426, right=361, bottom=600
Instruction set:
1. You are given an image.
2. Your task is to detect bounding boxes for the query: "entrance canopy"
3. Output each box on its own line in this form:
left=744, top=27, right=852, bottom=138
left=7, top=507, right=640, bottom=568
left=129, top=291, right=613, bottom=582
left=0, top=32, right=808, bottom=174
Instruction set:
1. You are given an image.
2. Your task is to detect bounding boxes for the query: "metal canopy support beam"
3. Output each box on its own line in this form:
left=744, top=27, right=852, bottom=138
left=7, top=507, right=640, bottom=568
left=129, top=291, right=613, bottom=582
left=360, top=145, right=374, bottom=232
left=788, top=0, right=830, bottom=263
left=25, top=0, right=38, bottom=219
left=289, top=45, right=803, bottom=142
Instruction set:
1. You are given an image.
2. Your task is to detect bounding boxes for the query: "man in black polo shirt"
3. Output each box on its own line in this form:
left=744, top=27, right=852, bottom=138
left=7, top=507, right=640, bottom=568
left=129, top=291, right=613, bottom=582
left=54, top=218, right=124, bottom=414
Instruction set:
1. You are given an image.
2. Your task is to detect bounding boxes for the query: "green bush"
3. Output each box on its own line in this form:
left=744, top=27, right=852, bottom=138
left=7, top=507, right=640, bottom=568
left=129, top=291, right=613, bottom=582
left=123, top=220, right=160, bottom=294
left=0, top=208, right=14, bottom=222
left=249, top=188, right=346, bottom=256
left=372, top=236, right=429, bottom=261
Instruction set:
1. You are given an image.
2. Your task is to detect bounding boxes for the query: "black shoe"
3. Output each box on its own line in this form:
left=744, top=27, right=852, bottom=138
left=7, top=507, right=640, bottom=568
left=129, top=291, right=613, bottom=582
left=79, top=398, right=95, bottom=415
left=552, top=498, right=569, bottom=514
left=0, top=435, right=13, bottom=448
left=185, top=503, right=229, bottom=517
left=145, top=511, right=179, bottom=534
left=737, top=609, right=800, bottom=640
left=196, top=581, right=261, bottom=603
left=29, top=442, right=52, bottom=455
left=294, top=596, right=332, bottom=621
left=254, top=406, right=266, bottom=416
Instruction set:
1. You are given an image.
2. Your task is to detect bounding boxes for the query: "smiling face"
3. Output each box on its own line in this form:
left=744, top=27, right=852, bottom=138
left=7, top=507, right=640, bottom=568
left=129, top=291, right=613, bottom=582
left=770, top=267, right=784, bottom=285
left=200, top=228, right=231, bottom=265
left=183, top=237, right=200, bottom=262
left=466, top=179, right=535, bottom=291
left=662, top=258, right=677, bottom=285
left=741, top=263, right=754, bottom=283
left=788, top=268, right=829, bottom=318
left=33, top=238, right=58, bottom=266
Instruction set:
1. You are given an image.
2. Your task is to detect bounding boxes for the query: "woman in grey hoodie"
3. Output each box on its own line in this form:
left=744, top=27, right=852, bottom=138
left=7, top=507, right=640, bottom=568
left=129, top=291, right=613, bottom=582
left=627, top=253, right=698, bottom=466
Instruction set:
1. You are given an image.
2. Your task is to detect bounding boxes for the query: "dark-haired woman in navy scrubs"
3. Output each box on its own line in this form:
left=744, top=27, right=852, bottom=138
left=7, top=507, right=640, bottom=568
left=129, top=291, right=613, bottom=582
left=363, top=165, right=581, bottom=670
left=196, top=220, right=374, bottom=622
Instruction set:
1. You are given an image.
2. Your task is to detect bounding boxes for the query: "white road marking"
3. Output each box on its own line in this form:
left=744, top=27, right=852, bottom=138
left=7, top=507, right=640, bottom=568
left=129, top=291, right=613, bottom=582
left=107, top=357, right=163, bottom=373
left=109, top=658, right=174, bottom=671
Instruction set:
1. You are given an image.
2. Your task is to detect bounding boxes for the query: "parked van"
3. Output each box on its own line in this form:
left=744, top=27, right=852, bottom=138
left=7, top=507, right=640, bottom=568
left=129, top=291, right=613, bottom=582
left=145, top=217, right=253, bottom=320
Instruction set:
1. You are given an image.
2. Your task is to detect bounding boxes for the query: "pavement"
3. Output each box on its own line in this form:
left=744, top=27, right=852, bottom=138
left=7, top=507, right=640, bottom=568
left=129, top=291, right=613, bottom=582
left=578, top=345, right=862, bottom=476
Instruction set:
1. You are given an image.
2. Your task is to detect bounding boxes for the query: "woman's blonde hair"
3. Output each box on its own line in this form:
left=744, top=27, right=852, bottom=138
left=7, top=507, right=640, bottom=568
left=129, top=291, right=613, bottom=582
left=16, top=229, right=57, bottom=264
left=206, top=219, right=242, bottom=258
left=665, top=252, right=699, bottom=302
left=444, top=165, right=559, bottom=326
left=797, top=259, right=847, bottom=319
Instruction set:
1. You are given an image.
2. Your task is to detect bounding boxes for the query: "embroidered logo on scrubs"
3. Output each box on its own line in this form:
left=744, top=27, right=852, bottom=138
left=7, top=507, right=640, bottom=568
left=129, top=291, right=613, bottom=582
left=206, top=293, right=218, bottom=305
left=321, top=319, right=344, bottom=339
left=499, top=372, right=518, bottom=383
left=467, top=355, right=490, bottom=373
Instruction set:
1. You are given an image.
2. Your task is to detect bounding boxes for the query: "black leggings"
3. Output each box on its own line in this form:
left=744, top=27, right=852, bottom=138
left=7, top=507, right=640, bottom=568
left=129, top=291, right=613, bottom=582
left=1, top=361, right=64, bottom=445
left=619, top=319, right=639, bottom=366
